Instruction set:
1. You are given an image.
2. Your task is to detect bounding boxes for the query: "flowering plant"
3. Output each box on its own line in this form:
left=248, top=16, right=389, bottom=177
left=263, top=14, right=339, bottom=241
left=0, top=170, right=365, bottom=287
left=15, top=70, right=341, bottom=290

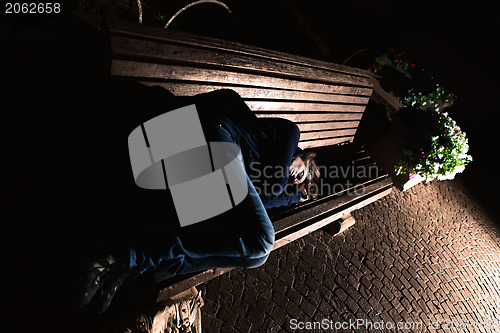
left=402, top=84, right=455, bottom=112
left=372, top=49, right=471, bottom=181
left=373, top=50, right=456, bottom=110
left=394, top=107, right=472, bottom=181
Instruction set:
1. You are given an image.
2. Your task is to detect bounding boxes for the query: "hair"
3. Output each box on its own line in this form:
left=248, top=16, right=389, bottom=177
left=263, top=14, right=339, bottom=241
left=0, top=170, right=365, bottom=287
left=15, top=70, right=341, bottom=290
left=301, top=151, right=321, bottom=200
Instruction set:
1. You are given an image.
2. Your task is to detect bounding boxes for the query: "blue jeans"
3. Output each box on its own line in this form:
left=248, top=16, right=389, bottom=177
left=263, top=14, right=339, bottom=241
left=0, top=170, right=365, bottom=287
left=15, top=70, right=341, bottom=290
left=126, top=123, right=275, bottom=276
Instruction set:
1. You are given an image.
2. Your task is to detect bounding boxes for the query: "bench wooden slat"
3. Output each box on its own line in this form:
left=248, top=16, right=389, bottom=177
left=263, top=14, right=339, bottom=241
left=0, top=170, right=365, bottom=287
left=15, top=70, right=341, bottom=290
left=106, top=19, right=374, bottom=80
left=156, top=268, right=233, bottom=303
left=112, top=60, right=369, bottom=96
left=297, top=121, right=359, bottom=132
left=138, top=81, right=372, bottom=102
left=299, top=138, right=353, bottom=149
left=260, top=113, right=363, bottom=147
left=255, top=112, right=363, bottom=122
left=299, top=129, right=357, bottom=141
left=245, top=101, right=366, bottom=112
left=110, top=35, right=372, bottom=87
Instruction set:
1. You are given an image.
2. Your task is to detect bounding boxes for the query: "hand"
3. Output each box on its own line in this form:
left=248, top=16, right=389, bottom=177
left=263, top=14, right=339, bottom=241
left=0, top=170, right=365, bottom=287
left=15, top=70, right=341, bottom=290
left=299, top=186, right=308, bottom=203
left=289, top=157, right=307, bottom=184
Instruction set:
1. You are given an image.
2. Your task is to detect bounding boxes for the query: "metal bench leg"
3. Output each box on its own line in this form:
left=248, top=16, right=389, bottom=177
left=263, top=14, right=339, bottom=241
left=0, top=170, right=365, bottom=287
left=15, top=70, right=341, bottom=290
left=322, top=213, right=356, bottom=236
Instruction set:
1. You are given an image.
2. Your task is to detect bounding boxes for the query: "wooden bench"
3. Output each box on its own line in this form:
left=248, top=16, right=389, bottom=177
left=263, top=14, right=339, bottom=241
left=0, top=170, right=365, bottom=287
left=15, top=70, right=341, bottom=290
left=81, top=14, right=393, bottom=303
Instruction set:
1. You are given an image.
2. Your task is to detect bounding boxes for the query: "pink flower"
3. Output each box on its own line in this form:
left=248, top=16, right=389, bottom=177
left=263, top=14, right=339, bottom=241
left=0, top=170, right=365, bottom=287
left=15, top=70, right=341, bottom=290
left=409, top=173, right=416, bottom=180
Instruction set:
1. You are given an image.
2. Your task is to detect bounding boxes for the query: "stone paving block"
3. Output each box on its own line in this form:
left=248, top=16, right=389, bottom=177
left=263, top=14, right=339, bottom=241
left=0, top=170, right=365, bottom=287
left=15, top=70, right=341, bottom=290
left=245, top=306, right=266, bottom=327
left=381, top=285, right=395, bottom=302
left=370, top=283, right=383, bottom=301
left=202, top=314, right=223, bottom=332
left=260, top=317, right=281, bottom=333
left=285, top=287, right=302, bottom=306
left=305, top=289, right=321, bottom=308
left=271, top=289, right=289, bottom=310
left=256, top=294, right=274, bottom=314
left=269, top=305, right=287, bottom=327
left=304, top=275, right=320, bottom=292
left=380, top=297, right=393, bottom=313
left=241, top=287, right=258, bottom=305
left=285, top=300, right=302, bottom=319
left=217, top=305, right=237, bottom=327
left=391, top=297, right=405, bottom=314
left=299, top=298, right=316, bottom=318
left=277, top=269, right=294, bottom=287
left=232, top=315, right=252, bottom=333
left=399, top=295, right=412, bottom=313
left=368, top=295, right=385, bottom=314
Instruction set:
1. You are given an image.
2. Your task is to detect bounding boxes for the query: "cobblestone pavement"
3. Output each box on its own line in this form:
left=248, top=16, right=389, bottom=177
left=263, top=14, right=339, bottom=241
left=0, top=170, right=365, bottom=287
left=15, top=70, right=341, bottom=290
left=198, top=178, right=500, bottom=332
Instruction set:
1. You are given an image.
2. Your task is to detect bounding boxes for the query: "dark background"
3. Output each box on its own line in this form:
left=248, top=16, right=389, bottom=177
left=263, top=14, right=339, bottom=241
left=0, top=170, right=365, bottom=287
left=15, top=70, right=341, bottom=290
left=4, top=0, right=498, bottom=331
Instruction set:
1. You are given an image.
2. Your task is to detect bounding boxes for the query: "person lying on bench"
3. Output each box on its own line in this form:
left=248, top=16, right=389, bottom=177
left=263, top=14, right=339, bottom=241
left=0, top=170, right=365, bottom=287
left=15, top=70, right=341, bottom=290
left=78, top=89, right=320, bottom=313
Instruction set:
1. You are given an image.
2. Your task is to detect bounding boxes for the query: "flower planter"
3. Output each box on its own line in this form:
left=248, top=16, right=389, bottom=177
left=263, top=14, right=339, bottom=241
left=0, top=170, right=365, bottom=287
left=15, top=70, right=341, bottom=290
left=366, top=119, right=426, bottom=191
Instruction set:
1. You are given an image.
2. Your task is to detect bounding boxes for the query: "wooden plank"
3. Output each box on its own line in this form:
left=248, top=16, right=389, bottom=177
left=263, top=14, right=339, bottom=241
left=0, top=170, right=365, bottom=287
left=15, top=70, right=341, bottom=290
left=106, top=19, right=374, bottom=79
left=246, top=101, right=366, bottom=112
left=371, top=79, right=402, bottom=111
left=298, top=137, right=353, bottom=148
left=156, top=267, right=233, bottom=302
left=299, top=129, right=357, bottom=141
left=255, top=113, right=364, bottom=122
left=138, top=81, right=373, bottom=101
left=112, top=60, right=368, bottom=95
left=110, top=35, right=372, bottom=87
left=337, top=213, right=356, bottom=234
left=296, top=121, right=360, bottom=132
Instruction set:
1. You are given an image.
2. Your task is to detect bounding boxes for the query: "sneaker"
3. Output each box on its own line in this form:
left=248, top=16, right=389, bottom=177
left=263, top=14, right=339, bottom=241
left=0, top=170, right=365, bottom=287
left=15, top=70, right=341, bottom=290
left=78, top=254, right=140, bottom=313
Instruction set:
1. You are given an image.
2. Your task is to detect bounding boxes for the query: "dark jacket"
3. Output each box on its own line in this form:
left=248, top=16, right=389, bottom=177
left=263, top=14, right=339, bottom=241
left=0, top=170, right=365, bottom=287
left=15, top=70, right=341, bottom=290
left=190, top=89, right=303, bottom=208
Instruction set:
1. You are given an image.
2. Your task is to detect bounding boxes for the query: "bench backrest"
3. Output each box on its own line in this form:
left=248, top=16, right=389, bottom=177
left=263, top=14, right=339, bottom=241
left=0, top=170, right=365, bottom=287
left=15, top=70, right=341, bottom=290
left=105, top=19, right=374, bottom=149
